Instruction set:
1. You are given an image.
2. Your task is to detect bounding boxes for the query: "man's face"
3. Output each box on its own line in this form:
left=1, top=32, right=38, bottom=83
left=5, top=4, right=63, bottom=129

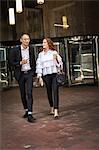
left=20, top=34, right=30, bottom=48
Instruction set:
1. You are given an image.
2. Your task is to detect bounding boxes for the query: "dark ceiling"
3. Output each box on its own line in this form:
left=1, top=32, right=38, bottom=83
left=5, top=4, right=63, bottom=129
left=0, top=0, right=38, bottom=9
left=24, top=0, right=38, bottom=8
left=0, top=0, right=38, bottom=19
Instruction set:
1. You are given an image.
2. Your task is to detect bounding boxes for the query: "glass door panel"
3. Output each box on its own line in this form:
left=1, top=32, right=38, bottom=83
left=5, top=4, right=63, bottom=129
left=81, top=44, right=94, bottom=84
left=0, top=47, right=8, bottom=88
left=67, top=37, right=95, bottom=85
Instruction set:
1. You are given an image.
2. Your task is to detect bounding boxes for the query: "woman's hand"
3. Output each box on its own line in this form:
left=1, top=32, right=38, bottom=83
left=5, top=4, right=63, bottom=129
left=39, top=77, right=44, bottom=86
left=37, top=76, right=44, bottom=87
left=53, top=54, right=59, bottom=63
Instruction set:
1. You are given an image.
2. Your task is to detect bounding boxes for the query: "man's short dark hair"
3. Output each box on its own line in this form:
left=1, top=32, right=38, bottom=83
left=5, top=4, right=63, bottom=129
left=20, top=32, right=30, bottom=39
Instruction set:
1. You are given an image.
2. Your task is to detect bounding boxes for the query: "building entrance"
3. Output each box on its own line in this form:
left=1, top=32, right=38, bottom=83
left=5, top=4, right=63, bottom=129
left=0, top=36, right=98, bottom=89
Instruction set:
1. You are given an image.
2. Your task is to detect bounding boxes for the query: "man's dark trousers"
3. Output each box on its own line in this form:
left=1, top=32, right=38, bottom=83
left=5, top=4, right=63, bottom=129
left=18, top=71, right=33, bottom=112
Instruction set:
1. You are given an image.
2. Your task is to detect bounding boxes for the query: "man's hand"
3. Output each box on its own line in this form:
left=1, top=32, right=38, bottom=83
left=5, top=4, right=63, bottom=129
left=20, top=59, right=28, bottom=65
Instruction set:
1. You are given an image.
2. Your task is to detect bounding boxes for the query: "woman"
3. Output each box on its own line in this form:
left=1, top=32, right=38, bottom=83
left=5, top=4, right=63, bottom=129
left=36, top=38, right=63, bottom=119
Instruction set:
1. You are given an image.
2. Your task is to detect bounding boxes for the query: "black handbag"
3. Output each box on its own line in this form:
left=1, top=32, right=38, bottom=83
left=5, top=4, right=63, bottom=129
left=56, top=72, right=66, bottom=86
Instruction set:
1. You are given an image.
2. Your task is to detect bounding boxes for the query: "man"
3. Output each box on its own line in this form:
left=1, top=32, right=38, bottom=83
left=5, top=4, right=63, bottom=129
left=10, top=33, right=36, bottom=123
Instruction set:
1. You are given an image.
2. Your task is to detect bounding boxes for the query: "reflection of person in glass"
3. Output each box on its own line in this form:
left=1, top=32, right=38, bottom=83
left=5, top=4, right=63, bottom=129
left=10, top=33, right=36, bottom=123
left=36, top=38, right=63, bottom=119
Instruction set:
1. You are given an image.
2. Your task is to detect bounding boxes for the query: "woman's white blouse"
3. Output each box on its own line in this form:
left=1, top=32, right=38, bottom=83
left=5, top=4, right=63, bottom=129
left=36, top=50, right=63, bottom=77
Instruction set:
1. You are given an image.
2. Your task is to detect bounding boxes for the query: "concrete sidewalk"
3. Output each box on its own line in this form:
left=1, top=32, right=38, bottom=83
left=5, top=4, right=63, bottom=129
left=0, top=86, right=99, bottom=150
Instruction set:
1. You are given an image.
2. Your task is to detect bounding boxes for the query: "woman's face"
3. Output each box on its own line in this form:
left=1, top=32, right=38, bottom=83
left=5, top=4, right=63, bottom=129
left=43, top=39, right=49, bottom=50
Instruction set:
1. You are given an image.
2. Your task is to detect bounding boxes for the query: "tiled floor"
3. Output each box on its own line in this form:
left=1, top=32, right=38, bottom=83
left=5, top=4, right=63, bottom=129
left=0, top=85, right=99, bottom=150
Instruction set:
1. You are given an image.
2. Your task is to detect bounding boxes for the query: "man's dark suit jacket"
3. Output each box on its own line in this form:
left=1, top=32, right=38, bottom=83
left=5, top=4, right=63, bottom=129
left=10, top=45, right=36, bottom=81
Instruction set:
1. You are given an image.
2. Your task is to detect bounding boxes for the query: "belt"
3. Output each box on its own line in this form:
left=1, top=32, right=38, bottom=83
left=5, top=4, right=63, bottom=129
left=22, top=70, right=32, bottom=74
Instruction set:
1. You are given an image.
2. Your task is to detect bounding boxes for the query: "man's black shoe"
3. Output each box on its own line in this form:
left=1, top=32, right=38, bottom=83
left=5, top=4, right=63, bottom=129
left=23, top=111, right=28, bottom=118
left=28, top=115, right=36, bottom=123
